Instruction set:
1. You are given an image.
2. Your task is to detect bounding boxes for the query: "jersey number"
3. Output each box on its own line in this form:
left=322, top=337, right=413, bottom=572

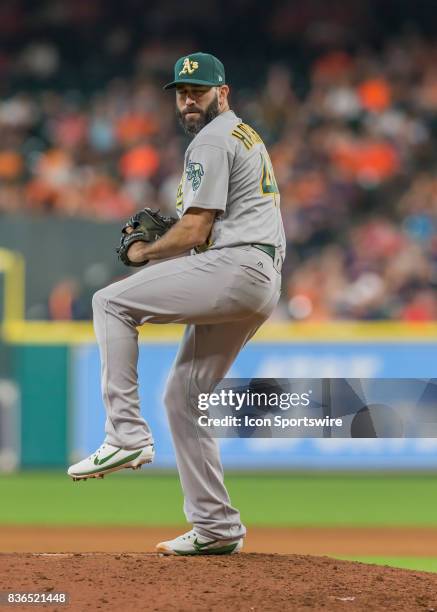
left=260, top=153, right=279, bottom=196
left=176, top=175, right=184, bottom=213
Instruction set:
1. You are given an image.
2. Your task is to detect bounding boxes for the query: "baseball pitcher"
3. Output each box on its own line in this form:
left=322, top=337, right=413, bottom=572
left=68, top=52, right=286, bottom=555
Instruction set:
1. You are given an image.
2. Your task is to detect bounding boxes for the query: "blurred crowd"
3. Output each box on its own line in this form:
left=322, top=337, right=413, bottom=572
left=263, top=43, right=437, bottom=321
left=1, top=0, right=437, bottom=320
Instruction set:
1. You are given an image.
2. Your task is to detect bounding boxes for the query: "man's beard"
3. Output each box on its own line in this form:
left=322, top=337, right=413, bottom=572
left=177, top=96, right=220, bottom=137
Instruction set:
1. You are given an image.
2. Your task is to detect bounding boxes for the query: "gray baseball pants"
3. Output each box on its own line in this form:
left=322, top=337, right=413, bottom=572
left=92, top=245, right=281, bottom=541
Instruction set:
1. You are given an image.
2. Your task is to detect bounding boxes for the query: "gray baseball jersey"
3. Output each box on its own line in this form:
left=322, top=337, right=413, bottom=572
left=176, top=110, right=286, bottom=259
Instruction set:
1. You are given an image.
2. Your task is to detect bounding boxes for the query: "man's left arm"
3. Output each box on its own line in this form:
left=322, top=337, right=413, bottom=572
left=128, top=143, right=231, bottom=264
left=127, top=208, right=217, bottom=263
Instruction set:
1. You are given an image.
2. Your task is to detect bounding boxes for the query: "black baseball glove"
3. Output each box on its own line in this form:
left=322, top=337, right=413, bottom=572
left=116, top=208, right=178, bottom=267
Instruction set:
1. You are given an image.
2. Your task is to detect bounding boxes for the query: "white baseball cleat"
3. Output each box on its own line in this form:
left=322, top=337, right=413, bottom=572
left=67, top=442, right=154, bottom=481
left=156, top=529, right=243, bottom=556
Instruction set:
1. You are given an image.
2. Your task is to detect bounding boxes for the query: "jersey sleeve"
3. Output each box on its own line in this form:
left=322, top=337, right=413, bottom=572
left=182, top=144, right=230, bottom=213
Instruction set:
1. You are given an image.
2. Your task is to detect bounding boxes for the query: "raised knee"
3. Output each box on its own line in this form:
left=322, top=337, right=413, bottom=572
left=92, top=288, right=109, bottom=312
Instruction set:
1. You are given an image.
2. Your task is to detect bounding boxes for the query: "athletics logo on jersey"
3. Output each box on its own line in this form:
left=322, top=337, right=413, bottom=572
left=186, top=161, right=204, bottom=191
left=179, top=58, right=199, bottom=76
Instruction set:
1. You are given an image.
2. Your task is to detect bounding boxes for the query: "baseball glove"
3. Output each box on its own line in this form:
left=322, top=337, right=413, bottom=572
left=116, top=208, right=178, bottom=267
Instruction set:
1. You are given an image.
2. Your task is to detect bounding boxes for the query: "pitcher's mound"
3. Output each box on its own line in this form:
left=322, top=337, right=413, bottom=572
left=1, top=552, right=437, bottom=611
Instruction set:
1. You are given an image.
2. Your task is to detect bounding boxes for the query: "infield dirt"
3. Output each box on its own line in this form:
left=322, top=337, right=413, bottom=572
left=2, top=551, right=437, bottom=611
left=2, top=525, right=437, bottom=556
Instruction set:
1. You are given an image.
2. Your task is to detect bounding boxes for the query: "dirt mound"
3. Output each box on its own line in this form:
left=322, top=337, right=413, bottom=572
left=1, top=552, right=437, bottom=611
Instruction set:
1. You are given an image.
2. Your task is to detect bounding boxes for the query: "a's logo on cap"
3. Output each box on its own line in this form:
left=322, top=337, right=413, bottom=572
left=179, top=58, right=199, bottom=76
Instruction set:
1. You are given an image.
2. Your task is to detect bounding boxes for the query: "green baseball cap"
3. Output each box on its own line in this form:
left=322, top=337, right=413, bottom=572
left=163, top=52, right=226, bottom=90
